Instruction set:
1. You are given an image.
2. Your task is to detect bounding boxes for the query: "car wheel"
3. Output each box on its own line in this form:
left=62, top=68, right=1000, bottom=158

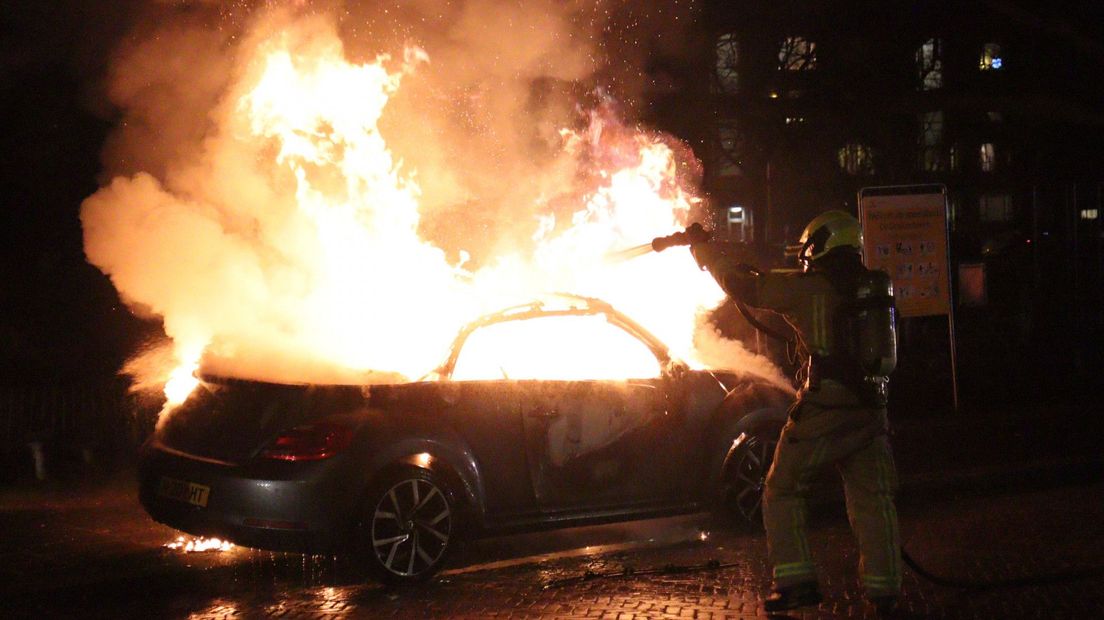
left=717, top=423, right=782, bottom=528
left=354, top=465, right=457, bottom=585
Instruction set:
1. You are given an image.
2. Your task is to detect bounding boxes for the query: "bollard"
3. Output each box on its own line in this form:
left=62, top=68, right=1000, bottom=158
left=28, top=441, right=47, bottom=481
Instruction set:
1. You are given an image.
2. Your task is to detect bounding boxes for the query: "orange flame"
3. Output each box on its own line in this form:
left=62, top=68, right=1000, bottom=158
left=165, top=535, right=234, bottom=553
left=163, top=357, right=200, bottom=407
left=82, top=13, right=786, bottom=411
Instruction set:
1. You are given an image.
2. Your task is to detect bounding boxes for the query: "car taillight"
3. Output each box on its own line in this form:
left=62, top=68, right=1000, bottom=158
left=260, top=422, right=354, bottom=461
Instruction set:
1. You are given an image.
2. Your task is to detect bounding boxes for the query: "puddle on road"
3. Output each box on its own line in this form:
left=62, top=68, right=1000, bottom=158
left=165, top=514, right=750, bottom=619
left=169, top=513, right=720, bottom=587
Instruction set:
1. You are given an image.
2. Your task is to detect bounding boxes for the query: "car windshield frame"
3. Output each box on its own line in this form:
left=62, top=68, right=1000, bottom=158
left=433, top=293, right=675, bottom=381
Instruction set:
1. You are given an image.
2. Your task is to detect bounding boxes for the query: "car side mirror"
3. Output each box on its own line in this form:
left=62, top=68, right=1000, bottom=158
left=660, top=360, right=691, bottom=415
left=663, top=359, right=690, bottom=382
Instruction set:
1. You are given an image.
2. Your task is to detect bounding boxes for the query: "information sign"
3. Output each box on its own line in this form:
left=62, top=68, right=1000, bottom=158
left=859, top=190, right=951, bottom=318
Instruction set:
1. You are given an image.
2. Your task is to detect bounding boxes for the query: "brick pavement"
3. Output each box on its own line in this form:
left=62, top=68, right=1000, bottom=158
left=210, top=481, right=1103, bottom=619
left=3, top=477, right=1102, bottom=618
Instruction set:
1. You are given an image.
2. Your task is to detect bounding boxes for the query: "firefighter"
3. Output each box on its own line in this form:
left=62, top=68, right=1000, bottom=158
left=686, top=211, right=901, bottom=614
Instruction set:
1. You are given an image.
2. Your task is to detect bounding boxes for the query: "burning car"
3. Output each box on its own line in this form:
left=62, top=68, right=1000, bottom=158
left=139, top=294, right=791, bottom=585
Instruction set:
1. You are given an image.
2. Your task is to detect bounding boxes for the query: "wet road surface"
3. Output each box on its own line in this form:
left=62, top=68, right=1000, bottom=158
left=3, top=470, right=1103, bottom=618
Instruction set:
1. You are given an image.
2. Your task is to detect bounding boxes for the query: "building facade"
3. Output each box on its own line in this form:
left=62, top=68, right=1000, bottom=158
left=679, top=0, right=1104, bottom=402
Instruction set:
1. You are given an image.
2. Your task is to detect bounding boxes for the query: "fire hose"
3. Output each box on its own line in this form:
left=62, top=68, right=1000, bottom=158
left=542, top=548, right=1104, bottom=591
left=548, top=227, right=1104, bottom=593
left=542, top=558, right=737, bottom=590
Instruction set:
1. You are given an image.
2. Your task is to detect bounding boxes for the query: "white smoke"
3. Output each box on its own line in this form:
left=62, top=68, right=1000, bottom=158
left=81, top=1, right=787, bottom=393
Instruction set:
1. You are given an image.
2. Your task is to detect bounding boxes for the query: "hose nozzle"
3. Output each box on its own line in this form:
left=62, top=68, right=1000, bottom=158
left=651, top=223, right=712, bottom=252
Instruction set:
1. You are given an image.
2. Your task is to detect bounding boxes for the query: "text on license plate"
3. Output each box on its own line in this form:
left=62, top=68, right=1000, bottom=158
left=158, top=477, right=210, bottom=508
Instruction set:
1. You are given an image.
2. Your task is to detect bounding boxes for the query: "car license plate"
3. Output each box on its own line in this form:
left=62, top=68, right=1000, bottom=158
left=157, top=476, right=210, bottom=508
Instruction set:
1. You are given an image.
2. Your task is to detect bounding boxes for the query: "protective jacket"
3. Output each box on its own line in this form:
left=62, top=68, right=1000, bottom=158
left=703, top=249, right=895, bottom=407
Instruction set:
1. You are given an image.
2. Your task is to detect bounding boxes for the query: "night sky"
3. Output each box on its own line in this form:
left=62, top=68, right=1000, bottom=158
left=1, top=2, right=152, bottom=382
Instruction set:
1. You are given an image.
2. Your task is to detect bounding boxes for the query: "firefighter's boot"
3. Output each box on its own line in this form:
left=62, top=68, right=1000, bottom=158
left=763, top=581, right=823, bottom=612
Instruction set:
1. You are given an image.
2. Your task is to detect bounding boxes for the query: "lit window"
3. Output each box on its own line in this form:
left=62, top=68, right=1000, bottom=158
left=1082, top=209, right=1099, bottom=220
left=987, top=111, right=1003, bottom=122
left=727, top=205, right=753, bottom=242
left=778, top=37, right=817, bottom=71
left=979, top=194, right=1012, bottom=221
left=838, top=143, right=875, bottom=175
left=979, top=43, right=1003, bottom=70
left=717, top=121, right=742, bottom=177
left=916, top=38, right=944, bottom=90
left=979, top=143, right=996, bottom=172
left=918, top=111, right=945, bottom=171
left=716, top=33, right=740, bottom=93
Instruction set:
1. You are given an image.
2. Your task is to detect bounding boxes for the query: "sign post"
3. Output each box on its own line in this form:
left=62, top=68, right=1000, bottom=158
left=859, top=184, right=958, bottom=410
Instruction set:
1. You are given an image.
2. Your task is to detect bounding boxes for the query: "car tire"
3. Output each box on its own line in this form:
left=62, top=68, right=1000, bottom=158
left=353, top=465, right=458, bottom=585
left=715, top=419, right=783, bottom=529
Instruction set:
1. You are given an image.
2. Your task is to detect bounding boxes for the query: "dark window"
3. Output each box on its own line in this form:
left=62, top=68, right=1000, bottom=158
left=916, top=38, right=944, bottom=90
left=778, top=37, right=817, bottom=71
left=918, top=111, right=946, bottom=171
left=979, top=194, right=1012, bottom=221
left=715, top=33, right=740, bottom=93
left=979, top=143, right=996, bottom=172
left=838, top=143, right=875, bottom=175
left=717, top=120, right=742, bottom=177
left=949, top=143, right=962, bottom=172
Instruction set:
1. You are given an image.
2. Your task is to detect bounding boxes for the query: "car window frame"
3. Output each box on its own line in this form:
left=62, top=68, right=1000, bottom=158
left=434, top=295, right=675, bottom=381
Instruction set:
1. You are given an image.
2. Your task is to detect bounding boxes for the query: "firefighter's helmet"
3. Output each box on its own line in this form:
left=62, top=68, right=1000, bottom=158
left=787, top=210, right=862, bottom=265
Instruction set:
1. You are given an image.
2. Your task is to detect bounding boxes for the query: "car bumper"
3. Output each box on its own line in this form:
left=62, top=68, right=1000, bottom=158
left=138, top=442, right=361, bottom=555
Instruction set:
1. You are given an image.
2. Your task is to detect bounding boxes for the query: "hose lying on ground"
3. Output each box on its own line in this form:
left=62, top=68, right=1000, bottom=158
left=542, top=559, right=738, bottom=590
left=543, top=550, right=1104, bottom=591
left=900, top=548, right=1104, bottom=591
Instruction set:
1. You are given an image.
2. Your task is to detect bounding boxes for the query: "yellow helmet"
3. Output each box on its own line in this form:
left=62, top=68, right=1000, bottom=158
left=786, top=210, right=862, bottom=264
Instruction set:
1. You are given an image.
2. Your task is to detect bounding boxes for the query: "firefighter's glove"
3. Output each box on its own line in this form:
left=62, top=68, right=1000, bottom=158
left=693, top=241, right=763, bottom=280
left=689, top=240, right=725, bottom=271
left=688, top=239, right=750, bottom=268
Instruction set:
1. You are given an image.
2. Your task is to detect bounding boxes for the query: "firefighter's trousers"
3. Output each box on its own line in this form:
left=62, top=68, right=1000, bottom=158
left=762, top=401, right=901, bottom=597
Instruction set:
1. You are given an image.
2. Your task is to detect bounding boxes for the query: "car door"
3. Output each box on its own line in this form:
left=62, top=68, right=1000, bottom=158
left=448, top=310, right=701, bottom=513
left=518, top=377, right=692, bottom=512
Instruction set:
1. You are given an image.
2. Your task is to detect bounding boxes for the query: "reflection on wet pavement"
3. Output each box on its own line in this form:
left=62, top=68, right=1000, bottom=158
left=13, top=483, right=1104, bottom=618
left=170, top=515, right=729, bottom=619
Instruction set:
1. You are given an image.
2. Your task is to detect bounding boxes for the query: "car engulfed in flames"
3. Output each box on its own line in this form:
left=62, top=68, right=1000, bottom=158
left=139, top=294, right=792, bottom=585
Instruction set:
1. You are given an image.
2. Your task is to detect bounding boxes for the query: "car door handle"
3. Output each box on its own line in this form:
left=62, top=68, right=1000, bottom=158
left=526, top=408, right=561, bottom=419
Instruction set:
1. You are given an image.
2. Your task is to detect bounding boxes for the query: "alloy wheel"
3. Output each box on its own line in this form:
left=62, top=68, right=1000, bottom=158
left=369, top=476, right=452, bottom=578
left=727, top=433, right=778, bottom=525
